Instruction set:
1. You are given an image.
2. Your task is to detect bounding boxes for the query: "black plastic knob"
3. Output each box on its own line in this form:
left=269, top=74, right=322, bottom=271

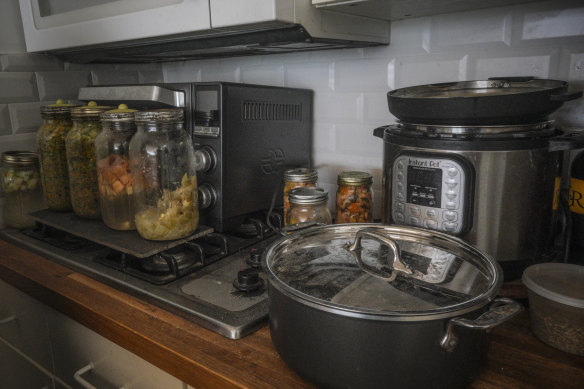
left=246, top=248, right=262, bottom=269
left=233, top=268, right=264, bottom=292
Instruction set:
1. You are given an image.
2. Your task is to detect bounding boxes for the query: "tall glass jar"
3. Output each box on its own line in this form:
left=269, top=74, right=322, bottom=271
left=336, top=171, right=373, bottom=223
left=0, top=151, right=46, bottom=228
left=37, top=99, right=77, bottom=211
left=129, top=109, right=199, bottom=241
left=66, top=102, right=112, bottom=218
left=286, top=187, right=332, bottom=226
left=283, top=168, right=317, bottom=225
left=96, top=104, right=138, bottom=230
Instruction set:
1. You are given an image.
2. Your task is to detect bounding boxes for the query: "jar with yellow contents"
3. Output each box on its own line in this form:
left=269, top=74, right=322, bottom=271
left=336, top=171, right=373, bottom=223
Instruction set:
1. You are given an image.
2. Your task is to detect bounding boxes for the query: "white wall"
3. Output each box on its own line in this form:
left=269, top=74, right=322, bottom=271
left=164, top=0, right=584, bottom=218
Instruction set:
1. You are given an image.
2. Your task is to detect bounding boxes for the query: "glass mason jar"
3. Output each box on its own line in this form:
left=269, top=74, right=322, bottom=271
left=336, top=171, right=373, bottom=223
left=37, top=100, right=78, bottom=211
left=96, top=104, right=138, bottom=230
left=283, top=168, right=318, bottom=225
left=0, top=151, right=46, bottom=228
left=129, top=109, right=199, bottom=241
left=66, top=102, right=112, bottom=218
left=286, top=187, right=332, bottom=226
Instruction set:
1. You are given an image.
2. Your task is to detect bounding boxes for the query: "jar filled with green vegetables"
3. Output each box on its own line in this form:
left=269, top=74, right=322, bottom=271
left=37, top=99, right=78, bottom=211
left=1, top=151, right=46, bottom=228
left=96, top=104, right=138, bottom=230
left=66, top=101, right=112, bottom=218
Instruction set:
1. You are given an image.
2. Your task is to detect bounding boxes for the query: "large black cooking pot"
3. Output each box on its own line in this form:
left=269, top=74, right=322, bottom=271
left=263, top=224, right=523, bottom=389
left=387, top=77, right=582, bottom=125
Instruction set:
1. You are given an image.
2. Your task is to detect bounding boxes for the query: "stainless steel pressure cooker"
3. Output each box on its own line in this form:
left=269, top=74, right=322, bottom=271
left=375, top=77, right=584, bottom=279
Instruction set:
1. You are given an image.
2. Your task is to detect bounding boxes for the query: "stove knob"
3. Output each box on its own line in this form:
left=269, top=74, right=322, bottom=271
left=198, top=183, right=217, bottom=209
left=233, top=268, right=264, bottom=292
left=194, top=146, right=217, bottom=173
left=246, top=248, right=263, bottom=269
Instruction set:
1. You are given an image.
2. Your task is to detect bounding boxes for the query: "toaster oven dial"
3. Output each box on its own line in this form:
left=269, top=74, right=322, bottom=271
left=198, top=183, right=217, bottom=209
left=194, top=146, right=217, bottom=173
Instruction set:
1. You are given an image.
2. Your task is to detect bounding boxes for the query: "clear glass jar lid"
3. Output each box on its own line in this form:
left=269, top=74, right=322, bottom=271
left=134, top=108, right=184, bottom=124
left=1, top=151, right=39, bottom=166
left=289, top=187, right=328, bottom=205
left=264, top=224, right=501, bottom=319
left=284, top=168, right=318, bottom=182
left=338, top=171, right=373, bottom=185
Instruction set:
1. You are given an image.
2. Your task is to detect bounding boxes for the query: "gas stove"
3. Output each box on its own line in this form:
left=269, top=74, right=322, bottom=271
left=0, top=210, right=282, bottom=339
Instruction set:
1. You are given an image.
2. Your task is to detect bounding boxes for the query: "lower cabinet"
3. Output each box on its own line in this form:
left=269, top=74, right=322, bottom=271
left=0, top=279, right=185, bottom=389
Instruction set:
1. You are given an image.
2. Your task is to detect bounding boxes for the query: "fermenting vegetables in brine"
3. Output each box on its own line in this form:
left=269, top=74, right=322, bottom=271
left=287, top=187, right=332, bottom=226
left=66, top=102, right=112, bottom=218
left=1, top=151, right=46, bottom=228
left=283, top=168, right=317, bottom=225
left=96, top=105, right=138, bottom=230
left=37, top=100, right=77, bottom=211
left=336, top=171, right=373, bottom=223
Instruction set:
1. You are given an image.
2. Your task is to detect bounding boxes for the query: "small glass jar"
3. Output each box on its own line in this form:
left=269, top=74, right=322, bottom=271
left=336, top=171, right=373, bottom=223
left=37, top=99, right=78, bottom=211
left=129, top=109, right=199, bottom=241
left=283, top=168, right=318, bottom=225
left=287, top=187, right=332, bottom=226
left=96, top=104, right=138, bottom=230
left=0, top=152, right=46, bottom=228
left=66, top=101, right=112, bottom=218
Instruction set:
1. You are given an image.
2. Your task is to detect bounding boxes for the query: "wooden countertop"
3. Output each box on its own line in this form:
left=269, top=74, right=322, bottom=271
left=0, top=239, right=583, bottom=388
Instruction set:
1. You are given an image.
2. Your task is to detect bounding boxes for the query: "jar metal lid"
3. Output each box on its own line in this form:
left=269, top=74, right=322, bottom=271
left=40, top=99, right=78, bottom=117
left=134, top=108, right=184, bottom=124
left=289, top=187, right=328, bottom=204
left=71, top=102, right=113, bottom=118
left=338, top=171, right=373, bottom=185
left=1, top=151, right=39, bottom=166
left=284, top=168, right=318, bottom=182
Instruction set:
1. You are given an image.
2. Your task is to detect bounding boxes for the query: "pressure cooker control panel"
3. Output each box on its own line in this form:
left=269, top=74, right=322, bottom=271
left=391, top=155, right=469, bottom=235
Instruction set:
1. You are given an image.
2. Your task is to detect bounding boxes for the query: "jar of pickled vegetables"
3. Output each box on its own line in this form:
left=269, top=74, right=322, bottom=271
left=336, top=171, right=373, bottom=223
left=66, top=101, right=112, bottom=218
left=0, top=151, right=46, bottom=228
left=129, top=109, right=199, bottom=240
left=95, top=104, right=138, bottom=230
left=286, top=187, right=332, bottom=226
left=37, top=99, right=78, bottom=211
left=283, top=168, right=317, bottom=225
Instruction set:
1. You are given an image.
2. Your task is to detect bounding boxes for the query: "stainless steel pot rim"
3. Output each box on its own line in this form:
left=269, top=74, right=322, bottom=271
left=263, top=224, right=503, bottom=321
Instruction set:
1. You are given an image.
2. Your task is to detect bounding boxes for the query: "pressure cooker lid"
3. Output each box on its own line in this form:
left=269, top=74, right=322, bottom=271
left=264, top=224, right=502, bottom=319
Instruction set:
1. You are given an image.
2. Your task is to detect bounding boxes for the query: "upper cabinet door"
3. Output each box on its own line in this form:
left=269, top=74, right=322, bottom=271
left=19, top=0, right=211, bottom=52
left=209, top=0, right=294, bottom=28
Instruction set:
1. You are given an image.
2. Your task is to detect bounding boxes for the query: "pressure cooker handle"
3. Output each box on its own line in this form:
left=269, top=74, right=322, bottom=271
left=549, top=128, right=584, bottom=152
left=440, top=297, right=524, bottom=352
left=373, top=126, right=388, bottom=139
left=344, top=228, right=413, bottom=282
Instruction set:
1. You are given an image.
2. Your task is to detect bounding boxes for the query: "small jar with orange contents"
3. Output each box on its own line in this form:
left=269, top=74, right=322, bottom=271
left=335, top=171, right=373, bottom=223
left=283, top=168, right=317, bottom=225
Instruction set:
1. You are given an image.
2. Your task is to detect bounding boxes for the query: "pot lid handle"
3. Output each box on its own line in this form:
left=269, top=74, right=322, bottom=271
left=343, top=228, right=414, bottom=282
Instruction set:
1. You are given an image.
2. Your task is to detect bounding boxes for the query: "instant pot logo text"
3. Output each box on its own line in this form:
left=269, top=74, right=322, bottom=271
left=261, top=148, right=285, bottom=175
left=569, top=178, right=584, bottom=215
left=408, top=158, right=441, bottom=168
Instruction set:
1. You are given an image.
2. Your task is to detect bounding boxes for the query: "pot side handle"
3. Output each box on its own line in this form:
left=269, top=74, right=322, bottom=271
left=373, top=126, right=388, bottom=139
left=440, top=297, right=524, bottom=352
left=549, top=129, right=584, bottom=152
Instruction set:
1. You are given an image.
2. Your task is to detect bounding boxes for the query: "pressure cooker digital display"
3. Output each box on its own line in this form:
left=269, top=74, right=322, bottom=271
left=392, top=155, right=468, bottom=234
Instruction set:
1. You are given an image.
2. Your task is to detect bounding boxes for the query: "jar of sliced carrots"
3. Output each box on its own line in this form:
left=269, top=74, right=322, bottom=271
left=95, top=105, right=137, bottom=230
left=336, top=171, right=373, bottom=223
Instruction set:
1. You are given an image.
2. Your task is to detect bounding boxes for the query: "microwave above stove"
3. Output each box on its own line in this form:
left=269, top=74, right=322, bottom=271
left=79, top=82, right=313, bottom=232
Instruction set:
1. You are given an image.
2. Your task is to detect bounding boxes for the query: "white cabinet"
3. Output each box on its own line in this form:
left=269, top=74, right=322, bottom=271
left=0, top=279, right=184, bottom=389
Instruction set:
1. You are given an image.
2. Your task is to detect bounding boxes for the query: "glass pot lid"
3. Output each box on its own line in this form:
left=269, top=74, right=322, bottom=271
left=264, top=224, right=502, bottom=320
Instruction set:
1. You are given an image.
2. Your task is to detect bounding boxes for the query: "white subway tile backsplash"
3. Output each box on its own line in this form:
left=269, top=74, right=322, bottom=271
left=313, top=93, right=362, bottom=124
left=335, top=123, right=384, bottom=158
left=0, top=72, right=38, bottom=103
left=395, top=55, right=468, bottom=88
left=285, top=62, right=332, bottom=91
left=367, top=17, right=430, bottom=56
left=163, top=62, right=202, bottom=83
left=0, top=0, right=26, bottom=54
left=36, top=71, right=92, bottom=101
left=138, top=71, right=164, bottom=84
left=568, top=52, right=584, bottom=81
left=116, top=63, right=163, bottom=72
left=0, top=104, right=11, bottom=136
left=430, top=8, right=512, bottom=49
left=522, top=6, right=584, bottom=40
left=240, top=64, right=285, bottom=87
left=474, top=51, right=556, bottom=79
left=200, top=61, right=240, bottom=82
left=91, top=70, right=139, bottom=85
left=333, top=58, right=395, bottom=92
left=363, top=92, right=394, bottom=125
left=1, top=54, right=63, bottom=72
left=8, top=102, right=42, bottom=134
left=0, top=133, right=37, bottom=153
left=312, top=123, right=336, bottom=154
left=65, top=62, right=116, bottom=72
